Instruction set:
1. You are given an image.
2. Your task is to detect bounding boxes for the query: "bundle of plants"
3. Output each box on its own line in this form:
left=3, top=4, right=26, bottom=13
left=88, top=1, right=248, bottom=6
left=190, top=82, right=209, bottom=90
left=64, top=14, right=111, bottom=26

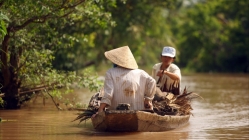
left=72, top=92, right=100, bottom=124
left=153, top=87, right=202, bottom=116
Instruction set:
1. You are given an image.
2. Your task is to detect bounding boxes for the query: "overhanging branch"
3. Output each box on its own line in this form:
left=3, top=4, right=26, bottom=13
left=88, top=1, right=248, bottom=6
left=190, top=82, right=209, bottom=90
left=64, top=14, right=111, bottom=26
left=11, top=0, right=86, bottom=32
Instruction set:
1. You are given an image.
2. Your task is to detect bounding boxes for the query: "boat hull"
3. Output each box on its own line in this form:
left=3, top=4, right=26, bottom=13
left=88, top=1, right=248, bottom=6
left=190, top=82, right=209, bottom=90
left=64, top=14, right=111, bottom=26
left=91, top=110, right=190, bottom=132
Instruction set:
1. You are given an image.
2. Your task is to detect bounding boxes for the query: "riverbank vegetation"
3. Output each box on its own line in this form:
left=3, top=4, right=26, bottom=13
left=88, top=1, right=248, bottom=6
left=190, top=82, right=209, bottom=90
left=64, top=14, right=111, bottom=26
left=0, top=0, right=248, bottom=109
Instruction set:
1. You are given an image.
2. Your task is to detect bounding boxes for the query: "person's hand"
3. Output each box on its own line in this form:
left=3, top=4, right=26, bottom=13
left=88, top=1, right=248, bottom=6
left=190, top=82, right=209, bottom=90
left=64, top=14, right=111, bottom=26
left=91, top=112, right=98, bottom=119
left=92, top=103, right=106, bottom=119
left=157, top=70, right=164, bottom=77
left=91, top=110, right=103, bottom=119
left=144, top=99, right=153, bottom=110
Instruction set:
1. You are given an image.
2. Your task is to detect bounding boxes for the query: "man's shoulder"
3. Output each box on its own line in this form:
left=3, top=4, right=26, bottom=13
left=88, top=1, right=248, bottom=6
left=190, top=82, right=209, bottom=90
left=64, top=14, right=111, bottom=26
left=132, top=69, right=150, bottom=75
left=153, top=63, right=162, bottom=69
left=169, top=63, right=180, bottom=70
left=132, top=68, right=145, bottom=73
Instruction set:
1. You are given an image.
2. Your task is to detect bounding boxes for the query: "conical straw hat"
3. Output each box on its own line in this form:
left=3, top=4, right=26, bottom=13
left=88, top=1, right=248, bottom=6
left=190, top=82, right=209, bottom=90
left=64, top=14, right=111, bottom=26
left=104, top=46, right=138, bottom=69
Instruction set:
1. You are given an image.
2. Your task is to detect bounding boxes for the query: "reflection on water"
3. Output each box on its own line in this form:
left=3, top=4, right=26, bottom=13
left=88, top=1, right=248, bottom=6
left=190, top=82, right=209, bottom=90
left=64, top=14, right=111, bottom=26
left=0, top=73, right=249, bottom=140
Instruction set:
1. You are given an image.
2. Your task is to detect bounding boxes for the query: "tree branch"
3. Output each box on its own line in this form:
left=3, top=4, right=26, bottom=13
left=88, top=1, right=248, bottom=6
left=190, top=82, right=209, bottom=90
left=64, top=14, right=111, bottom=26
left=82, top=61, right=95, bottom=68
left=11, top=0, right=86, bottom=32
left=19, top=82, right=61, bottom=94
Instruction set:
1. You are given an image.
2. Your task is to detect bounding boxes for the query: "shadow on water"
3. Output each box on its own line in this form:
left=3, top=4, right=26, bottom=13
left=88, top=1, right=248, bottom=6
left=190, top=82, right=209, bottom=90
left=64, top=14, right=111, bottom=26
left=0, top=73, right=249, bottom=140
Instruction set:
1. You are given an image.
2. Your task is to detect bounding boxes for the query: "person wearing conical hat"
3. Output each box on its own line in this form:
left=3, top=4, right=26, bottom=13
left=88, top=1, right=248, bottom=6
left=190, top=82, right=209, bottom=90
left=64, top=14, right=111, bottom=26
left=152, top=46, right=181, bottom=95
left=92, top=46, right=156, bottom=117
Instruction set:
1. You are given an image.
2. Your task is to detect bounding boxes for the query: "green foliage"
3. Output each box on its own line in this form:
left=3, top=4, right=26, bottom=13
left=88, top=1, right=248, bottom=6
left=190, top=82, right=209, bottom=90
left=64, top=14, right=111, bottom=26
left=0, top=12, right=9, bottom=38
left=20, top=48, right=103, bottom=99
left=90, top=0, right=179, bottom=68
left=172, top=0, right=249, bottom=73
left=50, top=0, right=182, bottom=72
left=0, top=0, right=110, bottom=108
left=50, top=0, right=117, bottom=71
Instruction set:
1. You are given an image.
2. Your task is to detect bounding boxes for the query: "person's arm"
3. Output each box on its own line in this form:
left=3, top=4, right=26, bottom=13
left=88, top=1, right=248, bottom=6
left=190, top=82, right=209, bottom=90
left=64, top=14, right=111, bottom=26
left=157, top=65, right=181, bottom=81
left=92, top=70, right=113, bottom=118
left=91, top=103, right=107, bottom=119
left=144, top=72, right=156, bottom=110
left=144, top=98, right=153, bottom=110
left=163, top=71, right=180, bottom=81
left=98, top=103, right=107, bottom=112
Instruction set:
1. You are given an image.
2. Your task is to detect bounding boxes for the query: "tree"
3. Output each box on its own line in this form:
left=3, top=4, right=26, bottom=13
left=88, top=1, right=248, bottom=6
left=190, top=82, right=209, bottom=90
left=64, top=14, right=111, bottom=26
left=52, top=0, right=182, bottom=72
left=0, top=0, right=114, bottom=109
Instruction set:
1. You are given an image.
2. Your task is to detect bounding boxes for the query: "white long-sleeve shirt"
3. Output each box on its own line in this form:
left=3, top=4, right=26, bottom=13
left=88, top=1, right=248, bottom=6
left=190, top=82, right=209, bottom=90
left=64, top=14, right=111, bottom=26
left=100, top=67, right=156, bottom=110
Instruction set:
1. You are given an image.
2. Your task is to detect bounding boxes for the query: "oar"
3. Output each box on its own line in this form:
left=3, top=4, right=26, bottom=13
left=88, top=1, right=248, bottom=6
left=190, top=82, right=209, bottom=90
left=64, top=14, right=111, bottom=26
left=156, top=69, right=165, bottom=86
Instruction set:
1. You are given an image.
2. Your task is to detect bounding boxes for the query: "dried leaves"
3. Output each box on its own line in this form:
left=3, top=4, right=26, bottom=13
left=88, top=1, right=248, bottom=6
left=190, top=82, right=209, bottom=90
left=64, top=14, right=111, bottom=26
left=153, top=86, right=202, bottom=116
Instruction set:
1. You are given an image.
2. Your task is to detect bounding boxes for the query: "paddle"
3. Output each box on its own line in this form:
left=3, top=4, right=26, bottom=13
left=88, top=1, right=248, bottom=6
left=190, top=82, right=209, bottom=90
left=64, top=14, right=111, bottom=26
left=156, top=69, right=165, bottom=85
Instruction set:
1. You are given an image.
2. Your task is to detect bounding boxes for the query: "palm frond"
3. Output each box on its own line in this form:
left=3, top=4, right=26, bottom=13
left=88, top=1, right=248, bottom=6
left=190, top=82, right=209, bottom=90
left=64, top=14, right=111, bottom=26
left=72, top=110, right=96, bottom=122
left=72, top=91, right=101, bottom=124
left=78, top=116, right=91, bottom=124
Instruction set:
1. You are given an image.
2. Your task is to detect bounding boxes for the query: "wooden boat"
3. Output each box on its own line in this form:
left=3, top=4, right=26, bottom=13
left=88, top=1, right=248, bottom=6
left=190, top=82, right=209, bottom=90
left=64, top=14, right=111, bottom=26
left=91, top=110, right=190, bottom=132
left=73, top=87, right=201, bottom=132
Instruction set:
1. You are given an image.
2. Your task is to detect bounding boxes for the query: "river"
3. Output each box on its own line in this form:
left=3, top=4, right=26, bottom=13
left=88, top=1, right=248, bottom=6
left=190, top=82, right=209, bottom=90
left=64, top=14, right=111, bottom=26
left=0, top=73, right=248, bottom=140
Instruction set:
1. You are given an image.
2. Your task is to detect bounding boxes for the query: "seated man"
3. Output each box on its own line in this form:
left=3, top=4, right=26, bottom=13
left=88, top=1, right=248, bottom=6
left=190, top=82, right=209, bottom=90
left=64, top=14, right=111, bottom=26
left=152, top=46, right=181, bottom=95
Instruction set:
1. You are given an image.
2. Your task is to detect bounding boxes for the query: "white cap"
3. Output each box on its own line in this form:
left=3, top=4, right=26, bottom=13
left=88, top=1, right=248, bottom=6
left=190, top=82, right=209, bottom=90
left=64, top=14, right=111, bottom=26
left=161, top=46, right=176, bottom=57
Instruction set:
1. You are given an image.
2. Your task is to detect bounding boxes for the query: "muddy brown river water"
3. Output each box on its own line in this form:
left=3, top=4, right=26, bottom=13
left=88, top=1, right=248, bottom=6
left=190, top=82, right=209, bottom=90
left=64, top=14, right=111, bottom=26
left=0, top=73, right=248, bottom=140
